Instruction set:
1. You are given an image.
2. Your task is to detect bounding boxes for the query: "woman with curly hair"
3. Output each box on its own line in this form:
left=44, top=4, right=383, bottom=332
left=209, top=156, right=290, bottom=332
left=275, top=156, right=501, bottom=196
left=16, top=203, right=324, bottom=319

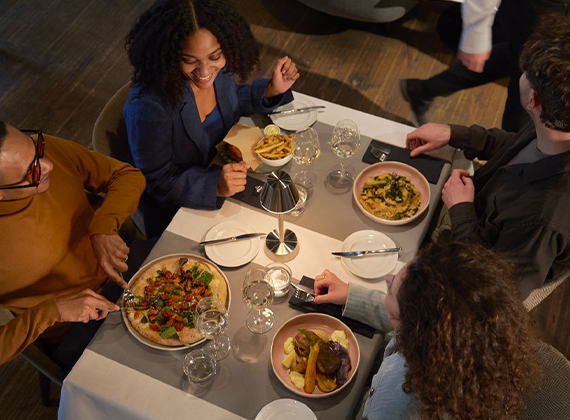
left=313, top=243, right=540, bottom=420
left=124, top=0, right=299, bottom=236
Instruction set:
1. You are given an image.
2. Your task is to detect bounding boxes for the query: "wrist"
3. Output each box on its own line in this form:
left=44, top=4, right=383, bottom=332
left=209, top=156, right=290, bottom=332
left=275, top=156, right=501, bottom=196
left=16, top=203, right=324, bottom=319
left=264, top=82, right=280, bottom=99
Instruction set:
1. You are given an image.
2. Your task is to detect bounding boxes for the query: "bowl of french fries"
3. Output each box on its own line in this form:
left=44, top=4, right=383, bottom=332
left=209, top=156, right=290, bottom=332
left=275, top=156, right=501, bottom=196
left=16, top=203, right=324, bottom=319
left=254, top=133, right=295, bottom=167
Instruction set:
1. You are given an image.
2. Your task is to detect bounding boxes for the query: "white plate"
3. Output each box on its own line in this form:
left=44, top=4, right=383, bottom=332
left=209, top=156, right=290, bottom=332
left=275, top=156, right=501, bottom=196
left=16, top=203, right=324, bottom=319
left=340, top=230, right=398, bottom=279
left=204, top=221, right=261, bottom=267
left=122, top=253, right=231, bottom=351
left=269, top=96, right=318, bottom=131
left=255, top=399, right=317, bottom=420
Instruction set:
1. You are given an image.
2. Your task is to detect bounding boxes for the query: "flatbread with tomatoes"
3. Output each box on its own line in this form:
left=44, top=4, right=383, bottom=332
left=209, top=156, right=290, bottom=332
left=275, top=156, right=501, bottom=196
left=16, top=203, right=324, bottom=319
left=126, top=256, right=228, bottom=346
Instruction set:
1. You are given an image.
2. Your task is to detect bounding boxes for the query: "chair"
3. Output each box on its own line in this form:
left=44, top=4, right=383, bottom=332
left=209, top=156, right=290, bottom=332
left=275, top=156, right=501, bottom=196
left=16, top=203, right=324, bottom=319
left=519, top=341, right=570, bottom=420
left=297, top=0, right=418, bottom=23
left=92, top=81, right=146, bottom=236
left=0, top=307, right=66, bottom=407
left=92, top=81, right=132, bottom=162
left=523, top=269, right=570, bottom=312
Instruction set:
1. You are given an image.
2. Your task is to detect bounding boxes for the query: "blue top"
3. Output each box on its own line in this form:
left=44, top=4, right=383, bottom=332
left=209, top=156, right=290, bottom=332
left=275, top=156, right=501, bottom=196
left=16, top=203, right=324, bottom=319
left=123, top=70, right=293, bottom=236
left=202, top=105, right=225, bottom=150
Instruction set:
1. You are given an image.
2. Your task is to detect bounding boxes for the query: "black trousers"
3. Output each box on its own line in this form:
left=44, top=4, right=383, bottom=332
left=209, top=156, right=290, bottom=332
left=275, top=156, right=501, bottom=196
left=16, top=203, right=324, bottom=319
left=424, top=0, right=569, bottom=132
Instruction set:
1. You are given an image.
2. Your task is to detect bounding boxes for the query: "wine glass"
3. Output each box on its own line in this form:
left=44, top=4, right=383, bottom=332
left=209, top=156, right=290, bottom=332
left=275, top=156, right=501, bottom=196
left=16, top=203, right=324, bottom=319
left=196, top=297, right=231, bottom=360
left=242, top=268, right=275, bottom=334
left=292, top=127, right=320, bottom=190
left=326, top=119, right=361, bottom=192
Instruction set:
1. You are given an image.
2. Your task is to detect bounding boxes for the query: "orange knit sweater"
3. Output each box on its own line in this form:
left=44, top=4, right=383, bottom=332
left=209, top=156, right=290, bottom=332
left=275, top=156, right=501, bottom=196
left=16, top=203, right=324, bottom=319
left=0, top=135, right=145, bottom=364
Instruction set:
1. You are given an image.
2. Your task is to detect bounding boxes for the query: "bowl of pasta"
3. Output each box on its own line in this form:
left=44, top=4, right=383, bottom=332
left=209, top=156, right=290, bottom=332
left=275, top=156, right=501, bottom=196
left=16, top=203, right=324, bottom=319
left=353, top=162, right=430, bottom=226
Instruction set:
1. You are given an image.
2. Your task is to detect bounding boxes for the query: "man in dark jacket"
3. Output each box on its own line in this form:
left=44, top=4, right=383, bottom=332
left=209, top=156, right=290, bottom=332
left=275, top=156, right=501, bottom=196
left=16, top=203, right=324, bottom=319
left=405, top=14, right=570, bottom=299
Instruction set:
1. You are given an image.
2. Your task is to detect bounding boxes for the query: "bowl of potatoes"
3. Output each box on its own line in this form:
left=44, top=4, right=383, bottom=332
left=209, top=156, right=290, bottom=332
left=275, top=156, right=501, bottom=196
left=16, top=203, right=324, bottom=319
left=254, top=132, right=295, bottom=167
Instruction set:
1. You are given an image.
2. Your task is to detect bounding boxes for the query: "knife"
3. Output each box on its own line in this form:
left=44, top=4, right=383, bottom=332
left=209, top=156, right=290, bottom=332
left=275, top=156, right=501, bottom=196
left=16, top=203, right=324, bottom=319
left=199, top=233, right=266, bottom=247
left=291, top=282, right=315, bottom=296
left=269, top=106, right=325, bottom=116
left=332, top=248, right=402, bottom=257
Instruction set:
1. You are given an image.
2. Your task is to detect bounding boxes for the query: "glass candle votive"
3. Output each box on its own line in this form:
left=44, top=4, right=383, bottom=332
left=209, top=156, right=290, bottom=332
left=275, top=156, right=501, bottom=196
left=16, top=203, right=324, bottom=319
left=265, top=262, right=292, bottom=299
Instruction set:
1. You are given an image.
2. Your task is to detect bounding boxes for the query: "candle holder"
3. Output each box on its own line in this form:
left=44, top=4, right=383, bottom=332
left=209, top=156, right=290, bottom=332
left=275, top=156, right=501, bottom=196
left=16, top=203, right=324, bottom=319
left=259, top=171, right=300, bottom=262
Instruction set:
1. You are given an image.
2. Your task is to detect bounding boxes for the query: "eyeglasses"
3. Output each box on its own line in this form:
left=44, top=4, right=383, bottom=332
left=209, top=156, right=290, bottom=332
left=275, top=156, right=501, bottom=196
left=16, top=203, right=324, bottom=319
left=0, top=130, right=45, bottom=190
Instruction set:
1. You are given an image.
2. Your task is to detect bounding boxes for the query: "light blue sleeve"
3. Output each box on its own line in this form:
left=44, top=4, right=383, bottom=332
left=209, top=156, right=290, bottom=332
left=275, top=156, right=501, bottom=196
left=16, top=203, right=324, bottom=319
left=342, top=283, right=392, bottom=332
left=363, top=340, right=420, bottom=420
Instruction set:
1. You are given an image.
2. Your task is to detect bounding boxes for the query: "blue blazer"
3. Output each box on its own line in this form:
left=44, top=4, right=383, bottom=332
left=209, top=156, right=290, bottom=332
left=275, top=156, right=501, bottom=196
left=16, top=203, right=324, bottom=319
left=124, top=70, right=293, bottom=236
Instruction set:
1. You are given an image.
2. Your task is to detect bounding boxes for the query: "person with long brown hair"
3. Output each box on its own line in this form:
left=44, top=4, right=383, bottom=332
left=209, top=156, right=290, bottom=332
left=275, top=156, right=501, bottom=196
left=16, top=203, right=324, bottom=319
left=313, top=243, right=540, bottom=419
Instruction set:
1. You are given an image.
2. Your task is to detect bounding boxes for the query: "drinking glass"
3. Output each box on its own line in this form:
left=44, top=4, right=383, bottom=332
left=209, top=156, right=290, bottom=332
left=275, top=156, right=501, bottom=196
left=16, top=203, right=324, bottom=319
left=292, top=127, right=320, bottom=190
left=242, top=268, right=275, bottom=333
left=183, top=348, right=217, bottom=383
left=326, top=119, right=361, bottom=192
left=196, top=297, right=231, bottom=360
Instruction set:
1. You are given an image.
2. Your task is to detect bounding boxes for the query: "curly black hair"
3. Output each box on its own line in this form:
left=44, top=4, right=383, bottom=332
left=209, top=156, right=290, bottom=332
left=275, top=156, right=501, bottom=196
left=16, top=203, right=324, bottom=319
left=126, top=0, right=260, bottom=108
left=396, top=243, right=540, bottom=420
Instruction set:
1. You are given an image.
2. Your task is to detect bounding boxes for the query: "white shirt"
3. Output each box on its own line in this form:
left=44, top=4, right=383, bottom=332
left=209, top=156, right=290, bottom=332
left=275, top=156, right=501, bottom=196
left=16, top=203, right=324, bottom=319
left=459, top=0, right=502, bottom=54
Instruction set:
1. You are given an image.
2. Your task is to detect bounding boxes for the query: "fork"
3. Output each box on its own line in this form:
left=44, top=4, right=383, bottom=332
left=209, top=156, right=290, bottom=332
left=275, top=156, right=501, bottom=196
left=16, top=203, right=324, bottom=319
left=293, top=288, right=315, bottom=303
left=371, top=144, right=391, bottom=162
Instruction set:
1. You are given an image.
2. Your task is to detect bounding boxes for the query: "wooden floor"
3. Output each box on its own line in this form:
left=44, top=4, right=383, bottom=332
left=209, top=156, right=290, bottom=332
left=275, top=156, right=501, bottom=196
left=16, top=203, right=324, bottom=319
left=0, top=0, right=568, bottom=418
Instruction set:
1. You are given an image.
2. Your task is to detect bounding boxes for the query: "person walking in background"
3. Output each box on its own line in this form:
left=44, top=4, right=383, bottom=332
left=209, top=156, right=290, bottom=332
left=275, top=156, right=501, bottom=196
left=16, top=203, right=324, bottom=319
left=400, top=0, right=570, bottom=132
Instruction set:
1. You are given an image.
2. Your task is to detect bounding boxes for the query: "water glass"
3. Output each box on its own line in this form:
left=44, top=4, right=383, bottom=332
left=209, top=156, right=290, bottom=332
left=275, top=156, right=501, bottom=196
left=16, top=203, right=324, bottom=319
left=183, top=348, right=217, bottom=383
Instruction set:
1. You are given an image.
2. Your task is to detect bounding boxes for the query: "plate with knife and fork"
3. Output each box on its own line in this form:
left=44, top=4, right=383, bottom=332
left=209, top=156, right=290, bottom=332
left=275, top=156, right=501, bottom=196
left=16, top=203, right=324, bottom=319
left=201, top=221, right=265, bottom=267
left=269, top=96, right=323, bottom=131
left=334, top=230, right=399, bottom=279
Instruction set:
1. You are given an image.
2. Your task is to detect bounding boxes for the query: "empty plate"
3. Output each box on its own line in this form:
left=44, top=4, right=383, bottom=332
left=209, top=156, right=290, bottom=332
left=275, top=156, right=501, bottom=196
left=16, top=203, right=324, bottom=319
left=203, top=221, right=260, bottom=267
left=269, top=96, right=318, bottom=131
left=340, top=230, right=398, bottom=279
left=255, top=399, right=317, bottom=420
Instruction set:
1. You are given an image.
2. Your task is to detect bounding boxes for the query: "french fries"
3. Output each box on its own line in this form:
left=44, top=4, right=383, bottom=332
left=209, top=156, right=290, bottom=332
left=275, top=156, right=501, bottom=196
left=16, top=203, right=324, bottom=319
left=254, top=134, right=295, bottom=160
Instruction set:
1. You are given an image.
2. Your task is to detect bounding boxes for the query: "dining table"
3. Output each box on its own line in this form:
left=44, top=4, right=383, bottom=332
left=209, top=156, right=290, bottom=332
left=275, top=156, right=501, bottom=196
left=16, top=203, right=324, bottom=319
left=58, top=92, right=456, bottom=420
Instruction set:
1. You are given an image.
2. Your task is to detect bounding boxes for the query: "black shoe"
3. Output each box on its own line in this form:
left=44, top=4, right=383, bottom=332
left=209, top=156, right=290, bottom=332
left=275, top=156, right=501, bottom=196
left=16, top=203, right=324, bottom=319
left=399, top=79, right=432, bottom=127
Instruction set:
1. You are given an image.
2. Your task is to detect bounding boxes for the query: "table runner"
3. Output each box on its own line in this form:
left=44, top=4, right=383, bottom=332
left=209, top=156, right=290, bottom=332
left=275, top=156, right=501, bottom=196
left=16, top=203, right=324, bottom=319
left=87, top=230, right=383, bottom=419
left=229, top=120, right=451, bottom=260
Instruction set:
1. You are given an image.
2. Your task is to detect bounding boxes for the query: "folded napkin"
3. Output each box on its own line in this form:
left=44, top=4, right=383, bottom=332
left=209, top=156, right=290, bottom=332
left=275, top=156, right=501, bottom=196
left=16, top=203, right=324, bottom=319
left=362, top=139, right=445, bottom=184
left=289, top=276, right=376, bottom=339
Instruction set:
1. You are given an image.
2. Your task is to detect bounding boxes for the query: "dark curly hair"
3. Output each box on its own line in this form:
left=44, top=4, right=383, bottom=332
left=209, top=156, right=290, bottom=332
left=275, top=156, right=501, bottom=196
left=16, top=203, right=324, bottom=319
left=395, top=243, right=540, bottom=420
left=126, top=0, right=260, bottom=107
left=520, top=13, right=570, bottom=132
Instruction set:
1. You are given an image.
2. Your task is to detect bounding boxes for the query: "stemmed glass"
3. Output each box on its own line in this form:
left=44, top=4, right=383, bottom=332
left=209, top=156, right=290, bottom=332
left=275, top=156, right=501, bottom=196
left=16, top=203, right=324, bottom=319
left=292, top=127, right=320, bottom=190
left=196, top=297, right=230, bottom=360
left=242, top=268, right=275, bottom=334
left=326, top=119, right=361, bottom=192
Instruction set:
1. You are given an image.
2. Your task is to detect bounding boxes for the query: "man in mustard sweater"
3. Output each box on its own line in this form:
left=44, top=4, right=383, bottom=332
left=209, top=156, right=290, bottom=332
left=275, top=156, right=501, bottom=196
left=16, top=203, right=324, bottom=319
left=0, top=121, right=146, bottom=368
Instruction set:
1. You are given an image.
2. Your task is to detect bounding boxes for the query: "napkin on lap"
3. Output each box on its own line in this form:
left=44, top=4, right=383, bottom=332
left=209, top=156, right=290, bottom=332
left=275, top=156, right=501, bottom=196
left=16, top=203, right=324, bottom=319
left=362, top=139, right=445, bottom=184
left=288, top=276, right=376, bottom=338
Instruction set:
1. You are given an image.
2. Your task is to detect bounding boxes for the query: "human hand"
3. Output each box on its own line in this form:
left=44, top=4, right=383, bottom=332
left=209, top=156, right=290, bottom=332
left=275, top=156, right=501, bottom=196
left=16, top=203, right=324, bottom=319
left=406, top=123, right=451, bottom=157
left=56, top=289, right=119, bottom=323
left=442, top=169, right=475, bottom=208
left=265, top=56, right=300, bottom=98
left=90, top=234, right=129, bottom=289
left=313, top=270, right=349, bottom=305
left=217, top=162, right=250, bottom=197
left=457, top=49, right=491, bottom=73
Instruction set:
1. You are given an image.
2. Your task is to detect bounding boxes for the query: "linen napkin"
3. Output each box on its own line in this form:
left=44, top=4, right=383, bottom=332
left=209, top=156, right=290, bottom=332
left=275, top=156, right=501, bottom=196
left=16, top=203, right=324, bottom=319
left=289, top=276, right=376, bottom=338
left=362, top=139, right=445, bottom=184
